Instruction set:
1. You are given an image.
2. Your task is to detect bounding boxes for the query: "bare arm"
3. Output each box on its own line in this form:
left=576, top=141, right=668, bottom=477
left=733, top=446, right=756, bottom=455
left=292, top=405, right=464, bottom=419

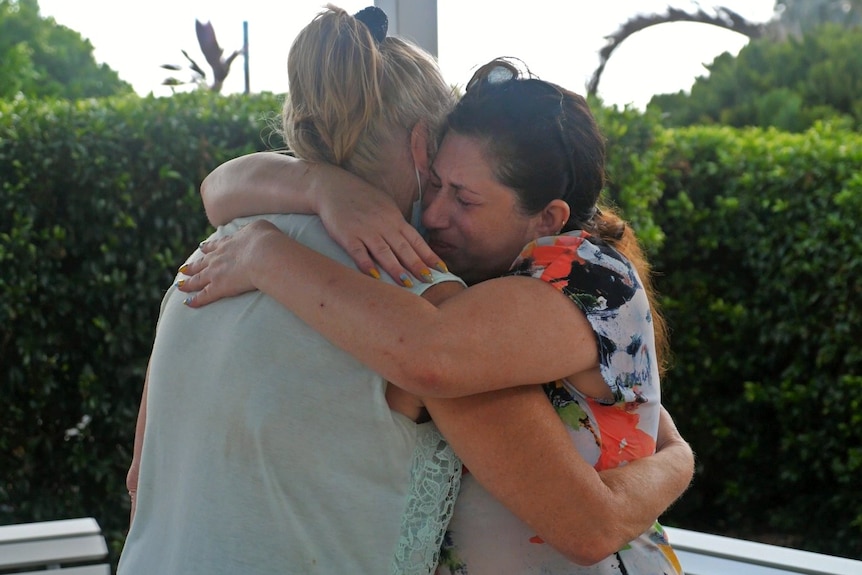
left=417, top=284, right=692, bottom=563
left=425, top=390, right=694, bottom=565
left=201, top=152, right=443, bottom=282
left=179, top=220, right=596, bottom=398
left=180, top=226, right=694, bottom=563
left=598, top=405, right=693, bottom=524
left=201, top=152, right=341, bottom=225
left=126, top=363, right=150, bottom=527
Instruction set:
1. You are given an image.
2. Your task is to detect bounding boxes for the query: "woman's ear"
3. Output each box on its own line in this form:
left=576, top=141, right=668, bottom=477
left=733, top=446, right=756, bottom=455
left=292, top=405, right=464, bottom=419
left=410, top=120, right=430, bottom=177
left=536, top=199, right=571, bottom=236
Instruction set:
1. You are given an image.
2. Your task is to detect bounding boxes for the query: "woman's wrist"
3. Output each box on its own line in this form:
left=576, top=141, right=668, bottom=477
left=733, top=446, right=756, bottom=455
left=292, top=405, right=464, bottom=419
left=248, top=225, right=295, bottom=289
left=300, top=162, right=330, bottom=215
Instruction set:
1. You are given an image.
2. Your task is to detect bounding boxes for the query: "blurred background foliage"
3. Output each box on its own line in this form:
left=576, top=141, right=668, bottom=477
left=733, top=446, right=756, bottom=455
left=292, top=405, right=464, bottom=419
left=647, top=24, right=862, bottom=131
left=0, top=91, right=282, bottom=564
left=0, top=0, right=132, bottom=99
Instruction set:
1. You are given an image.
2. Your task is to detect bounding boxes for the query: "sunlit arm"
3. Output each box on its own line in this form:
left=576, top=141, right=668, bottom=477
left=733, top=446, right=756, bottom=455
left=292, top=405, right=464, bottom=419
left=200, top=152, right=441, bottom=281
left=178, top=222, right=696, bottom=563
left=126, top=363, right=150, bottom=527
left=182, top=220, right=597, bottom=398
left=425, top=392, right=694, bottom=565
left=201, top=152, right=322, bottom=226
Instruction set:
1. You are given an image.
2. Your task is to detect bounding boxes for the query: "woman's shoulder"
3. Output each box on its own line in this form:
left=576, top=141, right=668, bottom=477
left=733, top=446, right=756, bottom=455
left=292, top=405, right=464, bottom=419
left=506, top=232, right=639, bottom=303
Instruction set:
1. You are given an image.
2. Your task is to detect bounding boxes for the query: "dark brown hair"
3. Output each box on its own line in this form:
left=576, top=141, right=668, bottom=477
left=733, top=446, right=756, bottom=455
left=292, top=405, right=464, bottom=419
left=448, top=58, right=670, bottom=375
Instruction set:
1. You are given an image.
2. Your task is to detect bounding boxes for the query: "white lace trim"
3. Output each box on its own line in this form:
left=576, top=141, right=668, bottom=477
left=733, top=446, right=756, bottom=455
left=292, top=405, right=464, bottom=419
left=391, top=425, right=462, bottom=575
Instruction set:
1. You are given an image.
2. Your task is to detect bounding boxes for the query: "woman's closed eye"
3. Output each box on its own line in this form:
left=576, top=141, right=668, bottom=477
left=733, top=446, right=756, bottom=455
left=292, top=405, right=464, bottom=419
left=455, top=193, right=477, bottom=207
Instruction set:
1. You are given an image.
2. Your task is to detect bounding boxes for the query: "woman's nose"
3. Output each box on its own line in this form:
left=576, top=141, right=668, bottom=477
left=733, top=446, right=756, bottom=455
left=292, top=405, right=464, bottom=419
left=420, top=190, right=449, bottom=230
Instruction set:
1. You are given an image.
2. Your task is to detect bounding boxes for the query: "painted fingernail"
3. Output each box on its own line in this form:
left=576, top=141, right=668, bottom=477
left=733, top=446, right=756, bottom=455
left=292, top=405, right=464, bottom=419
left=183, top=296, right=194, bottom=306
left=178, top=264, right=189, bottom=274
left=400, top=273, right=414, bottom=288
left=369, top=268, right=381, bottom=280
left=176, top=279, right=185, bottom=288
left=420, top=268, right=433, bottom=283
left=434, top=261, right=449, bottom=273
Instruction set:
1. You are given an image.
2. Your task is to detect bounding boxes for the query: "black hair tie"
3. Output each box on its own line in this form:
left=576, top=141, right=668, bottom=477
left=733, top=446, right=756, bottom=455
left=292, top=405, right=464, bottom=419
left=354, top=6, right=388, bottom=43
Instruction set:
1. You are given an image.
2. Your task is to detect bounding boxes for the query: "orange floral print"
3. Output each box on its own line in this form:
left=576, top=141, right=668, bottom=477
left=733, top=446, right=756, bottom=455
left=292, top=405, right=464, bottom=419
left=588, top=398, right=657, bottom=471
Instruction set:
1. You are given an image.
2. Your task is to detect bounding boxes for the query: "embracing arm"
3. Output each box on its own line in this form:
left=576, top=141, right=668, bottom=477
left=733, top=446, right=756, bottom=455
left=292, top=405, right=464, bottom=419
left=425, top=390, right=694, bottom=565
left=201, top=152, right=442, bottom=281
left=179, top=221, right=595, bottom=398
left=410, top=276, right=691, bottom=563
left=598, top=406, right=694, bottom=525
left=126, top=362, right=150, bottom=527
left=202, top=152, right=348, bottom=225
left=178, top=222, right=695, bottom=562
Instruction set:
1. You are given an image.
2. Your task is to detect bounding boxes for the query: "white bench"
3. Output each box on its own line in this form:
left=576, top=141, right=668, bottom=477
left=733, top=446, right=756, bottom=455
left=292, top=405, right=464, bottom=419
left=0, top=517, right=110, bottom=574
left=664, top=526, right=862, bottom=575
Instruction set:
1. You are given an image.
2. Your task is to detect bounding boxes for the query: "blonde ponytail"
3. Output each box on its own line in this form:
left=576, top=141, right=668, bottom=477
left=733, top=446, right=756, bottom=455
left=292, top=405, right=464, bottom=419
left=281, top=5, right=455, bottom=183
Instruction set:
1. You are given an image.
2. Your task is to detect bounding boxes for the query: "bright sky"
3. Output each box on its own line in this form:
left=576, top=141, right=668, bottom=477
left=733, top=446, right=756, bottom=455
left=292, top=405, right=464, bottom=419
left=38, top=0, right=776, bottom=109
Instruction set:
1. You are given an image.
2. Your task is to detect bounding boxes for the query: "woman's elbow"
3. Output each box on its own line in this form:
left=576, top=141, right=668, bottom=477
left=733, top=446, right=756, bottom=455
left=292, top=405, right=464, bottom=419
left=126, top=459, right=139, bottom=495
left=392, top=364, right=451, bottom=398
left=555, top=534, right=627, bottom=566
left=199, top=178, right=226, bottom=226
left=548, top=514, right=633, bottom=566
left=389, top=352, right=468, bottom=398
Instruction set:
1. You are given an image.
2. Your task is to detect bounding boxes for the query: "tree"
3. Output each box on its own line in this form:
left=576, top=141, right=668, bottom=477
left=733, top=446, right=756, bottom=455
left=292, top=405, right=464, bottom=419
left=587, top=6, right=767, bottom=98
left=589, top=0, right=862, bottom=123
left=161, top=20, right=244, bottom=93
left=773, top=0, right=862, bottom=38
left=647, top=24, right=862, bottom=131
left=0, top=0, right=132, bottom=99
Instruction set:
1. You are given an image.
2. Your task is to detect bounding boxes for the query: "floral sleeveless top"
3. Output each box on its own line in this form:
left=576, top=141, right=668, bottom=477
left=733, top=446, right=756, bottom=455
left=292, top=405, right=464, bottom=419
left=438, top=231, right=683, bottom=575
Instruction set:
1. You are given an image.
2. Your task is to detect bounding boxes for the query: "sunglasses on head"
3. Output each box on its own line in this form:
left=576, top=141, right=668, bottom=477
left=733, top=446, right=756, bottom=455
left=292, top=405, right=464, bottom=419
left=466, top=59, right=567, bottom=110
left=465, top=59, right=592, bottom=220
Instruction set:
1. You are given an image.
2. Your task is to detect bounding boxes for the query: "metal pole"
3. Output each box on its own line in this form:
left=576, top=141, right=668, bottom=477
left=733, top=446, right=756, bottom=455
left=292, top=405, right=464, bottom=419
left=243, top=21, right=250, bottom=94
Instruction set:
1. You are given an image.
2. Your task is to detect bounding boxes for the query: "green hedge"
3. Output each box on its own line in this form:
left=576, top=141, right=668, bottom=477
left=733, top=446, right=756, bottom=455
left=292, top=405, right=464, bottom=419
left=2, top=93, right=860, bottom=565
left=653, top=122, right=862, bottom=559
left=0, top=91, right=281, bottom=563
left=592, top=101, right=668, bottom=252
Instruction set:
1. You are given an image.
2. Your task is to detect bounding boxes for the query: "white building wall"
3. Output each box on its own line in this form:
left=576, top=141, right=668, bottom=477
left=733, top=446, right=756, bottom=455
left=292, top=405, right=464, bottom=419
left=375, top=0, right=438, bottom=57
